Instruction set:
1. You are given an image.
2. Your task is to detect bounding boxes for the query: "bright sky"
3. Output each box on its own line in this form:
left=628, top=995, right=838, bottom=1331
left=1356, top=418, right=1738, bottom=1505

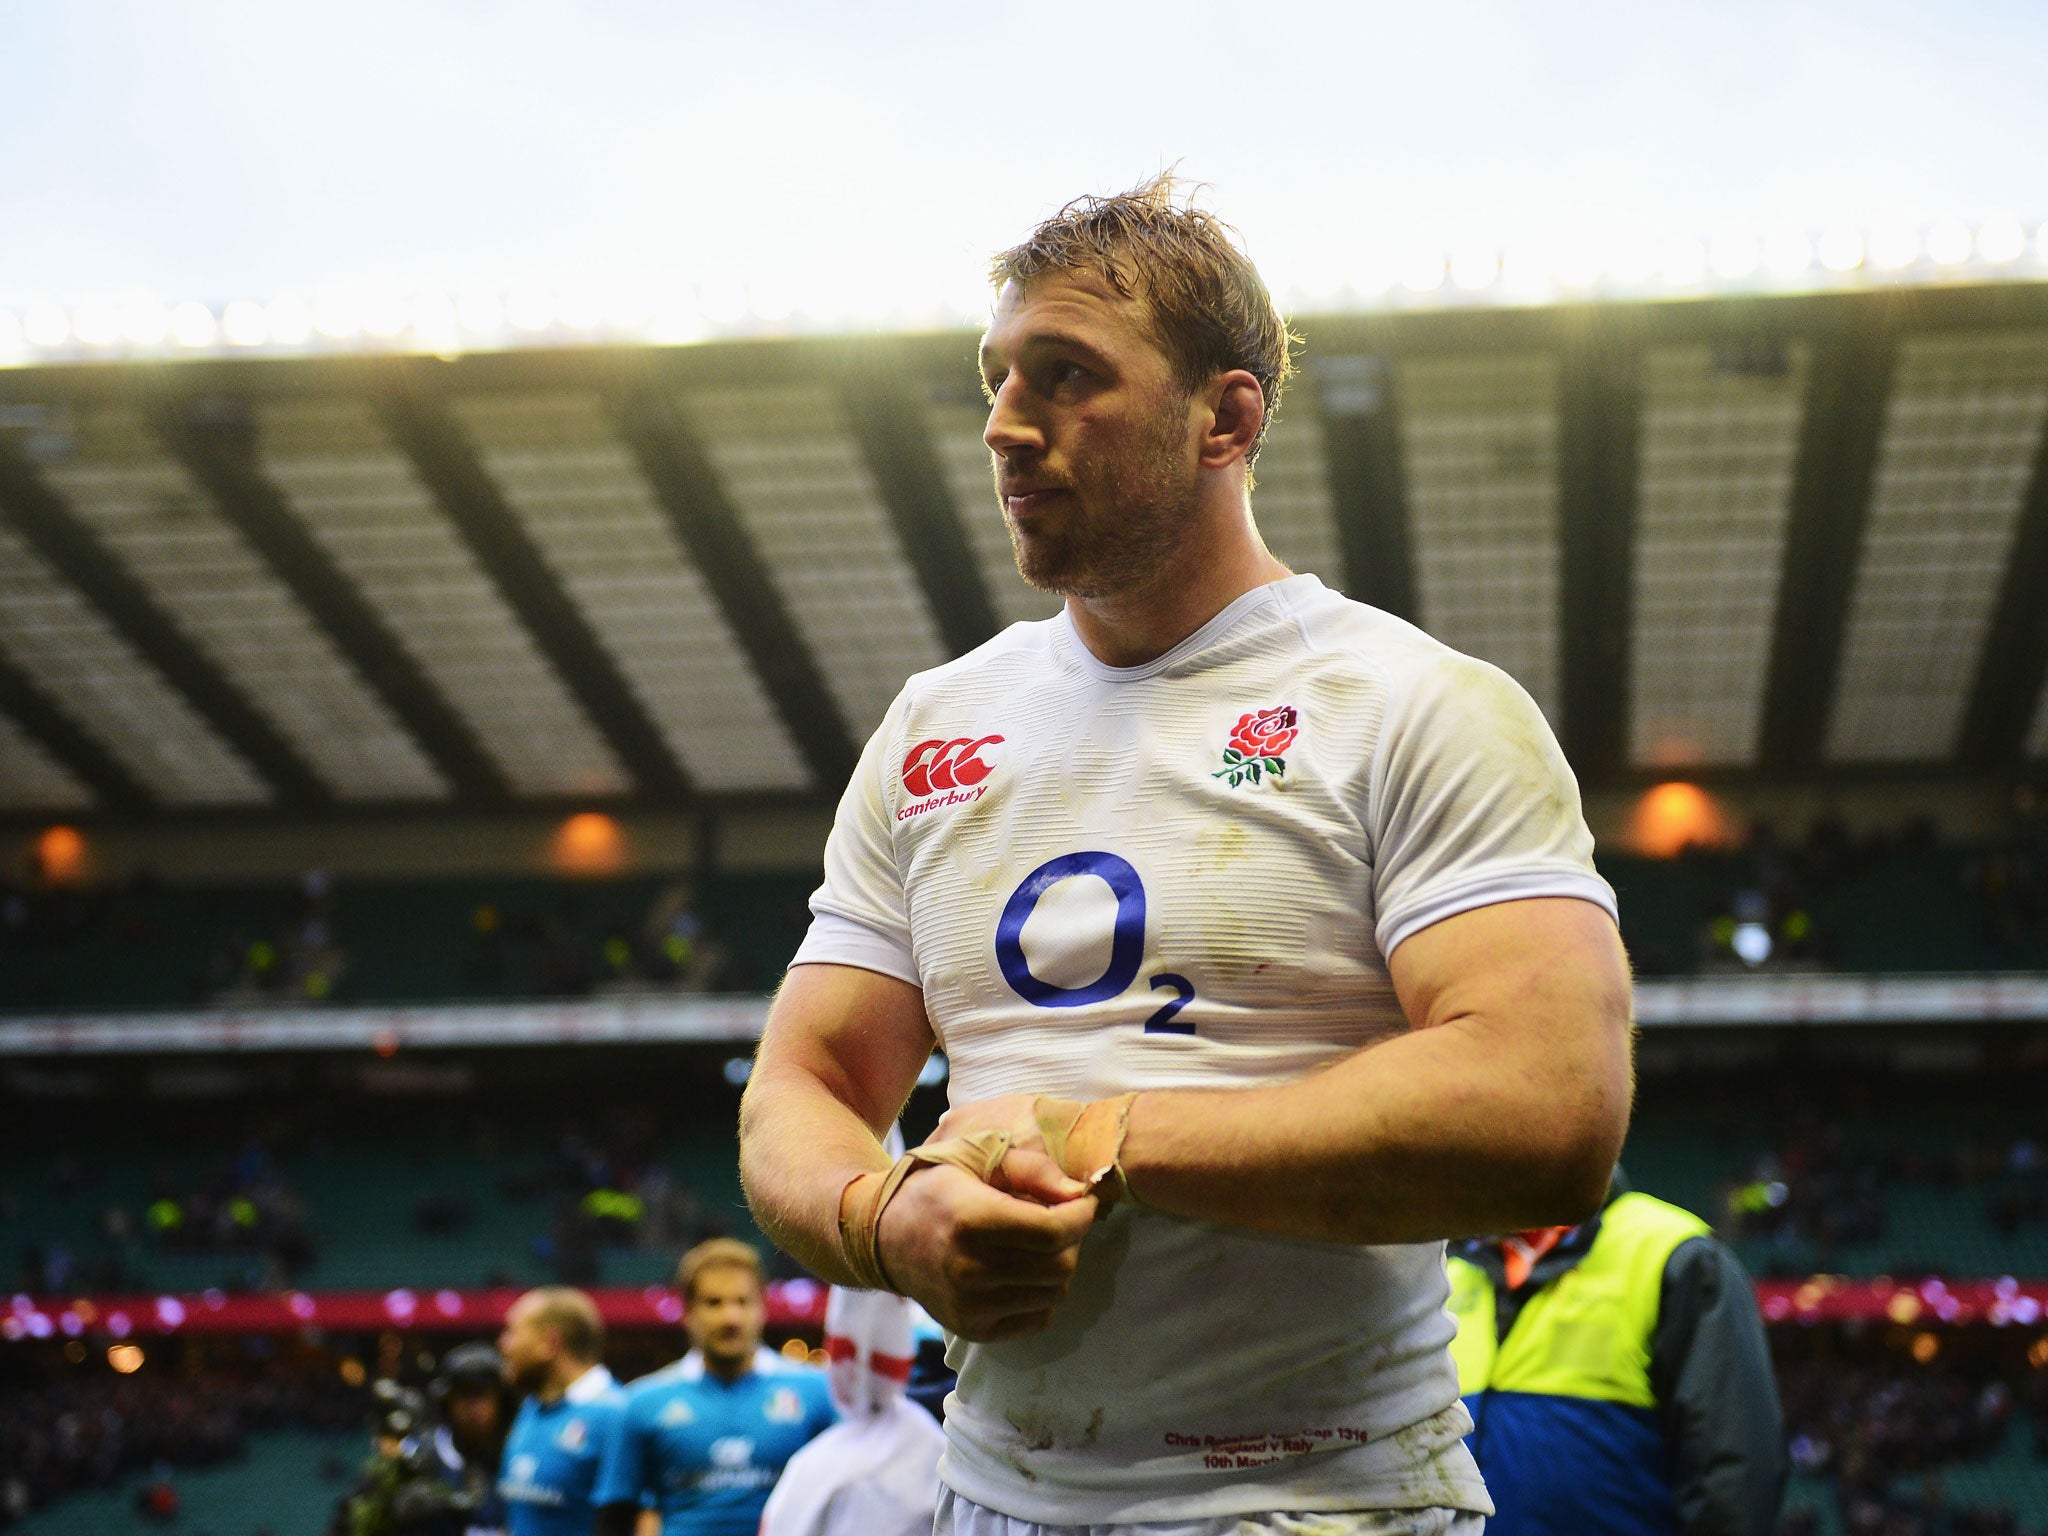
left=3, top=0, right=2044, bottom=317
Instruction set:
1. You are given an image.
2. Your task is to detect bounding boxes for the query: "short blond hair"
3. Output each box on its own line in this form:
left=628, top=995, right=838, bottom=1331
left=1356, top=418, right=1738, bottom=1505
left=677, top=1238, right=763, bottom=1303
left=520, top=1286, right=603, bottom=1362
left=990, top=173, right=1297, bottom=464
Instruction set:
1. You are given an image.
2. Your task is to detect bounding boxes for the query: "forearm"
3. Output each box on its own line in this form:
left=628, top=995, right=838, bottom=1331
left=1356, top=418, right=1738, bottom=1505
left=1116, top=1008, right=1630, bottom=1244
left=737, top=1058, right=896, bottom=1284
left=737, top=964, right=934, bottom=1283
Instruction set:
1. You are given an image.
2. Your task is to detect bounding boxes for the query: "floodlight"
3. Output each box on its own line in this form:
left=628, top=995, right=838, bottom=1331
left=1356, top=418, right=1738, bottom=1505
left=170, top=301, right=218, bottom=347
left=505, top=288, right=555, bottom=332
left=1448, top=247, right=1499, bottom=290
left=1975, top=214, right=2026, bottom=264
left=409, top=292, right=460, bottom=346
left=456, top=289, right=505, bottom=334
left=1762, top=230, right=1813, bottom=278
left=1926, top=219, right=1973, bottom=265
left=314, top=289, right=360, bottom=341
left=265, top=294, right=313, bottom=345
left=1399, top=252, right=1445, bottom=293
left=697, top=281, right=749, bottom=327
left=1547, top=240, right=1604, bottom=291
left=747, top=282, right=796, bottom=324
left=1602, top=237, right=1660, bottom=288
left=71, top=301, right=120, bottom=347
left=1816, top=229, right=1864, bottom=272
left=221, top=299, right=269, bottom=347
left=1707, top=232, right=1760, bottom=280
left=122, top=298, right=171, bottom=346
left=23, top=301, right=69, bottom=348
left=645, top=297, right=707, bottom=345
left=1867, top=225, right=1920, bottom=270
left=1656, top=238, right=1709, bottom=287
left=554, top=287, right=603, bottom=332
left=359, top=292, right=409, bottom=339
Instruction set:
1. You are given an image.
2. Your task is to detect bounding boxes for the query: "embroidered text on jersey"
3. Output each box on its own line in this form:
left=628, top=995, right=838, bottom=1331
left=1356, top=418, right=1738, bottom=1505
left=1214, top=704, right=1297, bottom=787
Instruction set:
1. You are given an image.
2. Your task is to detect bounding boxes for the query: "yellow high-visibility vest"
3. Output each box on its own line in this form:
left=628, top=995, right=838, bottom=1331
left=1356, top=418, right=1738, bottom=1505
left=1446, top=1192, right=1711, bottom=1407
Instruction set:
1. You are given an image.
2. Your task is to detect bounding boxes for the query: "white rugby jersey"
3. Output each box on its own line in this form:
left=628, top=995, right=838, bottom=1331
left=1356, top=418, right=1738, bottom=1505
left=791, top=573, right=1616, bottom=1525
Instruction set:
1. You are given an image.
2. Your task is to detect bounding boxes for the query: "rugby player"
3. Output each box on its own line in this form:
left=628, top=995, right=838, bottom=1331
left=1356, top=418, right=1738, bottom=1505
left=739, top=176, right=1634, bottom=1536
left=592, top=1238, right=834, bottom=1536
left=496, top=1287, right=626, bottom=1536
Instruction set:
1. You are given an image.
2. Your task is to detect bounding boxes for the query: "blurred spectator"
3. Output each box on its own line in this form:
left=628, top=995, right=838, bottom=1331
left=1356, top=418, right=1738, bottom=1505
left=758, top=1287, right=943, bottom=1536
left=214, top=869, right=352, bottom=1005
left=1720, top=1114, right=2048, bottom=1277
left=0, top=1350, right=360, bottom=1525
left=135, top=1464, right=179, bottom=1522
left=1776, top=1357, right=2029, bottom=1536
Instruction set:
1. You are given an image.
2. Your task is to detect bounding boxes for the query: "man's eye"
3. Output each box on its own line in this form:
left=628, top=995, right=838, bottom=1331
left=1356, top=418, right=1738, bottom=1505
left=1050, top=361, right=1086, bottom=386
left=980, top=372, right=1005, bottom=400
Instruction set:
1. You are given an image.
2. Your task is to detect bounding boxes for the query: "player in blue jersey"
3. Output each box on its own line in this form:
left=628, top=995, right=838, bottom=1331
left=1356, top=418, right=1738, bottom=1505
left=593, top=1239, right=835, bottom=1536
left=496, top=1287, right=626, bottom=1536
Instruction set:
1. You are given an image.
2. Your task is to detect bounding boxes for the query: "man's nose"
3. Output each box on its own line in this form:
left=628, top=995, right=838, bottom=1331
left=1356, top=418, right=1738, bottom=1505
left=984, top=377, right=1042, bottom=458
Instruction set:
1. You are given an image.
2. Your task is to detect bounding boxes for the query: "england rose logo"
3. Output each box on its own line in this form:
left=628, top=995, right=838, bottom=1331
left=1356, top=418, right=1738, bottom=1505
left=1215, top=705, right=1297, bottom=787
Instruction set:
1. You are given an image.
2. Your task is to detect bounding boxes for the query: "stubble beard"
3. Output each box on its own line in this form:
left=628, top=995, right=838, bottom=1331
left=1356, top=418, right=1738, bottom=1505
left=1003, top=406, right=1201, bottom=601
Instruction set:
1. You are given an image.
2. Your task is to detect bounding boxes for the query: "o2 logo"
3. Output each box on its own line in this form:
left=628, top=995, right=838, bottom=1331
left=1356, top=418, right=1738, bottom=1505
left=995, top=851, right=1196, bottom=1033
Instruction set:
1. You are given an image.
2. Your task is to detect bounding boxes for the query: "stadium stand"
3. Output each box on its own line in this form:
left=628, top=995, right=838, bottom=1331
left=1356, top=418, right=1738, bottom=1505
left=2, top=1053, right=796, bottom=1297
left=2, top=275, right=2046, bottom=1536
left=2, top=833, right=2043, bottom=1017
left=0, top=871, right=818, bottom=1013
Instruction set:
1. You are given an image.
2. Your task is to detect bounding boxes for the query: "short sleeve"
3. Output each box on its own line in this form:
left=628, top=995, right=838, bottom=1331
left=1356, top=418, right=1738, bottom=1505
left=789, top=695, right=917, bottom=985
left=1368, top=652, right=1616, bottom=958
left=590, top=1395, right=647, bottom=1510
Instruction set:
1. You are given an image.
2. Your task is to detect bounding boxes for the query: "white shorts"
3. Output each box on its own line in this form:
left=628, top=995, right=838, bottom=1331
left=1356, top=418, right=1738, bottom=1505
left=935, top=1489, right=1484, bottom=1536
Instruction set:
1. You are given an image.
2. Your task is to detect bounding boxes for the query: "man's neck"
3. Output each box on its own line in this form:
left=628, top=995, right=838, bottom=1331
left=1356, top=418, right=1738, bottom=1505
left=536, top=1359, right=592, bottom=1406
left=701, top=1348, right=753, bottom=1384
left=1065, top=503, right=1290, bottom=669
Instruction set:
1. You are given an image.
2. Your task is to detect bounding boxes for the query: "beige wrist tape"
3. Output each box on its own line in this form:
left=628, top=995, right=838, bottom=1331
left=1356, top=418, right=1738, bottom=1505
left=837, top=1129, right=1012, bottom=1293
left=1034, top=1091, right=1140, bottom=1205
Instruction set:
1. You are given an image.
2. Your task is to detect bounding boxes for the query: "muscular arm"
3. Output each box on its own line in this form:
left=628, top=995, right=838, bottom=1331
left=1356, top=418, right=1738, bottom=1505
left=738, top=962, right=1096, bottom=1339
left=738, top=962, right=934, bottom=1283
left=950, top=895, right=1634, bottom=1245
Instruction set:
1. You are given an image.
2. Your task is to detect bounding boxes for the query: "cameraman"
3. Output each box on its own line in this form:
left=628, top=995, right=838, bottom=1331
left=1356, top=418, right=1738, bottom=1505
left=333, top=1344, right=512, bottom=1536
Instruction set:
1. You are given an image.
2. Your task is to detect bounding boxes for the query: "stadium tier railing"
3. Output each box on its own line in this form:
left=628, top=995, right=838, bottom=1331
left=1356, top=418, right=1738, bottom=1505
left=3, top=1281, right=831, bottom=1340
left=7, top=1274, right=2041, bottom=1344
left=2, top=972, right=2046, bottom=1053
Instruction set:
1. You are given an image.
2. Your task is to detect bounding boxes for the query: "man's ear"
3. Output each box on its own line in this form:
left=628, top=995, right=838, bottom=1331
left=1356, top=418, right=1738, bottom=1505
left=1199, top=370, right=1265, bottom=470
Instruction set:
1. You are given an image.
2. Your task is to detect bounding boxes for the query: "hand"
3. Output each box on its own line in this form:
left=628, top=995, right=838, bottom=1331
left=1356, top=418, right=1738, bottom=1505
left=931, top=1094, right=1085, bottom=1205
left=934, top=1092, right=1131, bottom=1200
left=874, top=1161, right=1097, bottom=1341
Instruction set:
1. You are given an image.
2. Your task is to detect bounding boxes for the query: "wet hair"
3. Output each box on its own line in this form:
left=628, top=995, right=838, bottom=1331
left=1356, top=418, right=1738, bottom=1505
left=989, top=172, right=1299, bottom=464
left=676, top=1237, right=764, bottom=1303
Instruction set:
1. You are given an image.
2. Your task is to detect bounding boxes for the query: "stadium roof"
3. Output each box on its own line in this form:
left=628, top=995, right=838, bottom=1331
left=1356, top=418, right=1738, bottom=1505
left=2, top=281, right=2046, bottom=828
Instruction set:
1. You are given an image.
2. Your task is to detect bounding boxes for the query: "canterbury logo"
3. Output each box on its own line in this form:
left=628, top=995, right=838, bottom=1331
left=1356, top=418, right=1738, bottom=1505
left=901, top=736, right=1004, bottom=798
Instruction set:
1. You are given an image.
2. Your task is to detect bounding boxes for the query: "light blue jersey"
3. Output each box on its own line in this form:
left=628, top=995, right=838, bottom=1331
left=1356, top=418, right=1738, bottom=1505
left=595, top=1347, right=836, bottom=1536
left=499, top=1365, right=627, bottom=1536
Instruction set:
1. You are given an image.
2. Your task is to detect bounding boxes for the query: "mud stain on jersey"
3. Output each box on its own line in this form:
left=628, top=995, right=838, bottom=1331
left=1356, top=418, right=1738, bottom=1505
left=1004, top=1414, right=1057, bottom=1454
left=1195, top=819, right=1254, bottom=871
left=1386, top=1411, right=1481, bottom=1514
